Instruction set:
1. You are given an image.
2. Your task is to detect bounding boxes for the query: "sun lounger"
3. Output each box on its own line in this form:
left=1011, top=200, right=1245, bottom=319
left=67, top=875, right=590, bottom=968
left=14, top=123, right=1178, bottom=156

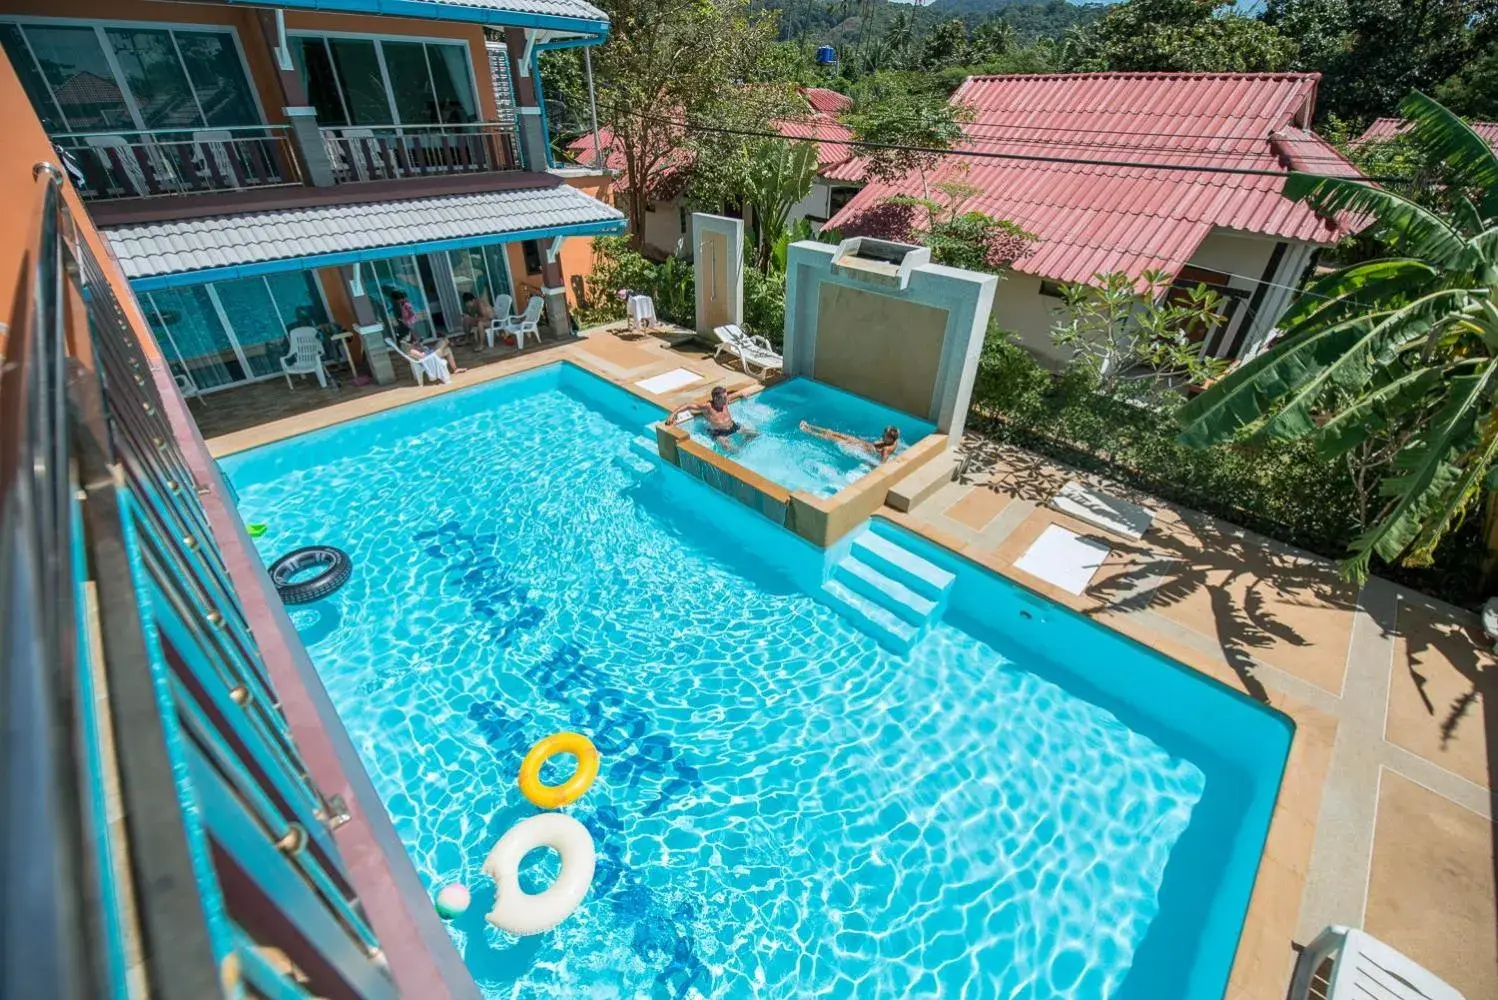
left=711, top=324, right=783, bottom=379
left=385, top=337, right=450, bottom=386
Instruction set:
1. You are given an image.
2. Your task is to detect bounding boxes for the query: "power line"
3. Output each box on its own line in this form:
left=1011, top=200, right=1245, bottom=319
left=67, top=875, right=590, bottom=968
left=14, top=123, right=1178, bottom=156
left=622, top=108, right=1409, bottom=184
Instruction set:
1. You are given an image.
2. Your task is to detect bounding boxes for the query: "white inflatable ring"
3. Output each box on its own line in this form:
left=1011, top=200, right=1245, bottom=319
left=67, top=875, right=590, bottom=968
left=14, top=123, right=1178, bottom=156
left=482, top=813, right=596, bottom=936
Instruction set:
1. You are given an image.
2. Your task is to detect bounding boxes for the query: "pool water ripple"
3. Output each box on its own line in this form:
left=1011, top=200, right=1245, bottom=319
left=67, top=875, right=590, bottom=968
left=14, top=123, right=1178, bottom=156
left=230, top=382, right=1206, bottom=999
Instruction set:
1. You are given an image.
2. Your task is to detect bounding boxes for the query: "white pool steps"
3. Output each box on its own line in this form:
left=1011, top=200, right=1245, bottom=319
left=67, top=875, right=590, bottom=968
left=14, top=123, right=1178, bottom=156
left=819, top=526, right=955, bottom=653
left=851, top=531, right=955, bottom=597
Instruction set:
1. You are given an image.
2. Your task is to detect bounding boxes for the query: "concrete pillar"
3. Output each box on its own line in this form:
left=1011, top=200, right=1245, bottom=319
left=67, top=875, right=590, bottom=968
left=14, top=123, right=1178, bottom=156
left=504, top=28, right=549, bottom=172
left=341, top=265, right=396, bottom=384
left=254, top=11, right=337, bottom=187
left=540, top=250, right=571, bottom=337
left=692, top=213, right=744, bottom=334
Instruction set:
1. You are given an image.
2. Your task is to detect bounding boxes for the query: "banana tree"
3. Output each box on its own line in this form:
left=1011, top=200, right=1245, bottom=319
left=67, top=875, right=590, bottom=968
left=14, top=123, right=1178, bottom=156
left=742, top=139, right=818, bottom=271
left=1178, top=92, right=1498, bottom=581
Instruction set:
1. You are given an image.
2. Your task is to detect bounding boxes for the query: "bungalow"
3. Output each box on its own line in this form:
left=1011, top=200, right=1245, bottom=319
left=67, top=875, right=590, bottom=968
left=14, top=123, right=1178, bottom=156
left=569, top=86, right=866, bottom=256
left=826, top=72, right=1366, bottom=367
left=1353, top=117, right=1498, bottom=148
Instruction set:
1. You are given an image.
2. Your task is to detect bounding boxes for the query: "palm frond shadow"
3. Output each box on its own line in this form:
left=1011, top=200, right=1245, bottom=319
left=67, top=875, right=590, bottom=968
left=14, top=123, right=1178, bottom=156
left=959, top=436, right=1353, bottom=706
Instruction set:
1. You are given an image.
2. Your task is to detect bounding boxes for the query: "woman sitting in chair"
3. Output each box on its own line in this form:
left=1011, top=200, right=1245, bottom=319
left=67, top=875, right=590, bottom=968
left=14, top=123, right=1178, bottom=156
left=390, top=290, right=466, bottom=374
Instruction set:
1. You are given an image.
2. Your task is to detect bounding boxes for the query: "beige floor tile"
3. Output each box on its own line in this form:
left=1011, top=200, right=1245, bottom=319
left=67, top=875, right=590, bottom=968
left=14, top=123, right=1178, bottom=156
left=941, top=486, right=1012, bottom=531
left=1364, top=771, right=1497, bottom=1000
left=1387, top=601, right=1495, bottom=789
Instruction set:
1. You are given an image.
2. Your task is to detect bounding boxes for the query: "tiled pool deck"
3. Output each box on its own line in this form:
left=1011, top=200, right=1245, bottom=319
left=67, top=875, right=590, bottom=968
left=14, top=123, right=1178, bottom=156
left=202, top=327, right=1496, bottom=1000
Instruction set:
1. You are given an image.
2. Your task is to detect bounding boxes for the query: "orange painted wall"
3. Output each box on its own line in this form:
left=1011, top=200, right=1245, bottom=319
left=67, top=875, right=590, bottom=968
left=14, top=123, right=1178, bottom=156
left=505, top=172, right=617, bottom=311
left=0, top=48, right=160, bottom=360
left=1, top=2, right=497, bottom=125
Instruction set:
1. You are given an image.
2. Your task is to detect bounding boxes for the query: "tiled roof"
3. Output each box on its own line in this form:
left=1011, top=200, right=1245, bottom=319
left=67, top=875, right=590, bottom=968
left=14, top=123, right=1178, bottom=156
left=1354, top=116, right=1498, bottom=147
left=104, top=184, right=623, bottom=281
left=223, top=0, right=608, bottom=28
left=827, top=72, right=1364, bottom=284
left=565, top=126, right=694, bottom=195
left=798, top=87, right=853, bottom=115
left=771, top=113, right=866, bottom=183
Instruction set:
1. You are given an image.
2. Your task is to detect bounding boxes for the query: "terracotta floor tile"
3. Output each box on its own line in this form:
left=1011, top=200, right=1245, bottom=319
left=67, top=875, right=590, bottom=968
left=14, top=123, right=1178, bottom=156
left=1386, top=601, right=1496, bottom=788
left=1364, top=771, right=1496, bottom=1000
left=941, top=486, right=1012, bottom=530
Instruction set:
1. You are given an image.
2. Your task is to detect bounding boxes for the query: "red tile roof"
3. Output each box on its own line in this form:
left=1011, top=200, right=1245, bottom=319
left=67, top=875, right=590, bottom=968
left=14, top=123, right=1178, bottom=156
left=1354, top=116, right=1498, bottom=147
left=771, top=112, right=866, bottom=183
left=565, top=125, right=694, bottom=197
left=827, top=72, right=1365, bottom=285
left=798, top=87, right=853, bottom=115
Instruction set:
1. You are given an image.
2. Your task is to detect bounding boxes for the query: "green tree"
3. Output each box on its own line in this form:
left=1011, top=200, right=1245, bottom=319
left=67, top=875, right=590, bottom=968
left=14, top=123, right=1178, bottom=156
left=1263, top=0, right=1495, bottom=123
left=742, top=139, right=819, bottom=269
left=846, top=88, right=971, bottom=197
left=919, top=19, right=972, bottom=71
left=587, top=0, right=783, bottom=249
left=1436, top=47, right=1498, bottom=121
left=1062, top=0, right=1296, bottom=74
left=1051, top=271, right=1228, bottom=395
left=1177, top=93, right=1498, bottom=580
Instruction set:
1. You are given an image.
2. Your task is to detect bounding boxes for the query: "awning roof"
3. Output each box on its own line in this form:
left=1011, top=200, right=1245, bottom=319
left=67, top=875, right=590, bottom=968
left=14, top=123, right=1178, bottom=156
left=104, top=181, right=624, bottom=289
left=220, top=0, right=608, bottom=37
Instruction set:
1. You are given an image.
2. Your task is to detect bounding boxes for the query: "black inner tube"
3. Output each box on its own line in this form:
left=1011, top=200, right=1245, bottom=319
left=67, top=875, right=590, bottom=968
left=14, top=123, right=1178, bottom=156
left=269, top=546, right=352, bottom=604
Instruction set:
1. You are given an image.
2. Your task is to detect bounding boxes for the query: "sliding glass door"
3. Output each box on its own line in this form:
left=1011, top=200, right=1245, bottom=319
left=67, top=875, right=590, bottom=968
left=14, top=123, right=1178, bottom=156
left=0, top=19, right=262, bottom=133
left=447, top=245, right=513, bottom=312
left=143, top=271, right=330, bottom=394
left=291, top=34, right=479, bottom=127
left=361, top=256, right=436, bottom=340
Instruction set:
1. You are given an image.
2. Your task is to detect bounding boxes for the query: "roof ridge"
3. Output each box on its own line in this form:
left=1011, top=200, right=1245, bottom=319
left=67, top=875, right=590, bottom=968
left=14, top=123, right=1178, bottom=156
left=962, top=71, right=1322, bottom=83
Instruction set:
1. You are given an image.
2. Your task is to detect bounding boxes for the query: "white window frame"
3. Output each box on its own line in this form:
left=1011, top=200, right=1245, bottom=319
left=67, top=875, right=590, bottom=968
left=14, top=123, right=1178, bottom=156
left=287, top=28, right=483, bottom=128
left=0, top=15, right=269, bottom=134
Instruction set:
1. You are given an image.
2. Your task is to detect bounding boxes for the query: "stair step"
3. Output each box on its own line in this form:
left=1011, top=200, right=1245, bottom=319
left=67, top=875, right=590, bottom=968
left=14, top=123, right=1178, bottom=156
left=834, top=557, right=937, bottom=624
left=819, top=578, right=919, bottom=653
left=630, top=434, right=661, bottom=461
left=886, top=451, right=958, bottom=512
left=614, top=442, right=657, bottom=477
left=852, top=531, right=955, bottom=598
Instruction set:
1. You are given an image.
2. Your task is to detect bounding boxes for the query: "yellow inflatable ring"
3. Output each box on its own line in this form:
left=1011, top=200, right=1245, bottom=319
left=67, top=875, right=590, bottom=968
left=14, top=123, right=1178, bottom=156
left=518, top=732, right=599, bottom=809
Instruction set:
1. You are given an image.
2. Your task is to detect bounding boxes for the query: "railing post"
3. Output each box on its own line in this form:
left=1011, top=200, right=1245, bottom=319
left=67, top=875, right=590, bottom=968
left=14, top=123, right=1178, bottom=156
left=503, top=28, right=550, bottom=171
left=284, top=108, right=336, bottom=187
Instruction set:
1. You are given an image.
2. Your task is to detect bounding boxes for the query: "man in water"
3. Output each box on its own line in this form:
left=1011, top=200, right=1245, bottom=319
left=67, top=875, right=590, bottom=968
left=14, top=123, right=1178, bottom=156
left=667, top=386, right=758, bottom=450
left=800, top=421, right=901, bottom=463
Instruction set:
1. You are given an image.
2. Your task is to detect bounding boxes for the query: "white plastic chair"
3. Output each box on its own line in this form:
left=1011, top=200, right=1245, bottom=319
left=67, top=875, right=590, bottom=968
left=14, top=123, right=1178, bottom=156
left=83, top=134, right=153, bottom=197
left=504, top=297, right=545, bottom=350
left=711, top=323, right=783, bottom=379
left=1290, top=926, right=1465, bottom=1000
left=484, top=294, right=514, bottom=349
left=280, top=326, right=327, bottom=389
left=384, top=337, right=451, bottom=386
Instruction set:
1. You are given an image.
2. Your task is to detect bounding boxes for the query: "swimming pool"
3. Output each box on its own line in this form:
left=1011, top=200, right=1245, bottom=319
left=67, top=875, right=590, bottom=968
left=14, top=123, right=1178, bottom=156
left=223, top=363, right=1291, bottom=1000
left=681, top=378, right=936, bottom=497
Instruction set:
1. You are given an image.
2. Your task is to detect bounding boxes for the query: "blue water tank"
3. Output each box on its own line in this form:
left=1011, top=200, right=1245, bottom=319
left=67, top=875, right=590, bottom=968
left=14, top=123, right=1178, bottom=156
left=815, top=45, right=836, bottom=65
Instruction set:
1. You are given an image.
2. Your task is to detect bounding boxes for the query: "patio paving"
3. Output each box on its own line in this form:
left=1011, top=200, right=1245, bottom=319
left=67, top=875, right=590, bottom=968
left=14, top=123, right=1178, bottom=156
left=195, top=332, right=1496, bottom=1000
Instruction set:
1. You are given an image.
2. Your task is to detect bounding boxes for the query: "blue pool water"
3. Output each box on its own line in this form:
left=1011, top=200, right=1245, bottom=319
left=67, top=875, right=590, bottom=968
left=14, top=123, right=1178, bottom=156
left=223, top=363, right=1291, bottom=1000
left=682, top=378, right=936, bottom=497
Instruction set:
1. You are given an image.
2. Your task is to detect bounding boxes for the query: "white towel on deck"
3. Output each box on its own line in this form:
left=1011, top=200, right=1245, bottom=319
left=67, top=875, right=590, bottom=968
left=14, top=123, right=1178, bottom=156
left=420, top=353, right=451, bottom=384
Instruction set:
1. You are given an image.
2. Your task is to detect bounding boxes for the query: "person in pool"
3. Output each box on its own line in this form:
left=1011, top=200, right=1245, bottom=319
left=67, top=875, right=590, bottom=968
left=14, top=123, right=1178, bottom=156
left=667, top=386, right=758, bottom=450
left=800, top=421, right=901, bottom=463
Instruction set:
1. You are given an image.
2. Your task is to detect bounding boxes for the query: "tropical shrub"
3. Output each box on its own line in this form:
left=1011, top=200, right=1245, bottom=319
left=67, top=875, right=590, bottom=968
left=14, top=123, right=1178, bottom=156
left=1178, top=92, right=1498, bottom=581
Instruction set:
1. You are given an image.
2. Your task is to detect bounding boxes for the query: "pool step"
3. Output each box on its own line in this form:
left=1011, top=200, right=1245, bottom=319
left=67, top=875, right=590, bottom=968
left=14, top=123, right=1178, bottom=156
left=819, top=526, right=956, bottom=653
left=818, top=578, right=921, bottom=653
left=832, top=556, right=937, bottom=624
left=614, top=437, right=660, bottom=477
left=851, top=531, right=955, bottom=598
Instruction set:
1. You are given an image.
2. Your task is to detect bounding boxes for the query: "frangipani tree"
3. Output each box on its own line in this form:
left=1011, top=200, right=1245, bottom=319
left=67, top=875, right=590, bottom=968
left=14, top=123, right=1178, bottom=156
left=1178, top=92, right=1498, bottom=581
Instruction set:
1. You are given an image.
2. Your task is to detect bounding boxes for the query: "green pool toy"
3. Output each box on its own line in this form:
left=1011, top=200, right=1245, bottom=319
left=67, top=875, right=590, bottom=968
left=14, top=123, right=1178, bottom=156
left=247, top=523, right=269, bottom=538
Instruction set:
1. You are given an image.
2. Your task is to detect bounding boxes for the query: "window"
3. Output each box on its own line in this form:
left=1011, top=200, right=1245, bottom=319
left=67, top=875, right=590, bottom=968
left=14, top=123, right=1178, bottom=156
left=1039, top=280, right=1067, bottom=299
left=522, top=240, right=543, bottom=276
left=293, top=34, right=479, bottom=128
left=0, top=19, right=260, bottom=134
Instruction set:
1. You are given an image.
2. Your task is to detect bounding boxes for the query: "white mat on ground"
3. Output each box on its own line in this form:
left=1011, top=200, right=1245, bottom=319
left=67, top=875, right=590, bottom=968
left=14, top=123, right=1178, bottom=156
left=635, top=367, right=703, bottom=395
left=1050, top=481, right=1154, bottom=539
left=1014, top=524, right=1111, bottom=595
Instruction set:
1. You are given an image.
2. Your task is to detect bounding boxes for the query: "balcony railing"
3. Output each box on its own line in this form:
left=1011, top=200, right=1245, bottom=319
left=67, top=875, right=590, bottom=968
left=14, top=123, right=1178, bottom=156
left=1, top=165, right=396, bottom=998
left=321, top=122, right=520, bottom=183
left=53, top=125, right=301, bottom=201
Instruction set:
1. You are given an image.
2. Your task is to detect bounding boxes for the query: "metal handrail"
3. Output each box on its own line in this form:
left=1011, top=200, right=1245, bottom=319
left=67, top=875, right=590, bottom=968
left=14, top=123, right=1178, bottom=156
left=52, top=123, right=294, bottom=139
left=0, top=163, right=101, bottom=1000
left=3, top=163, right=399, bottom=998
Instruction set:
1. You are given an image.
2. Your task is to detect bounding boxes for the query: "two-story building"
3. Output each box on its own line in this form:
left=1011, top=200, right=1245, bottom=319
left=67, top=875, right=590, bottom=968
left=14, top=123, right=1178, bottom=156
left=1, top=0, right=623, bottom=398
